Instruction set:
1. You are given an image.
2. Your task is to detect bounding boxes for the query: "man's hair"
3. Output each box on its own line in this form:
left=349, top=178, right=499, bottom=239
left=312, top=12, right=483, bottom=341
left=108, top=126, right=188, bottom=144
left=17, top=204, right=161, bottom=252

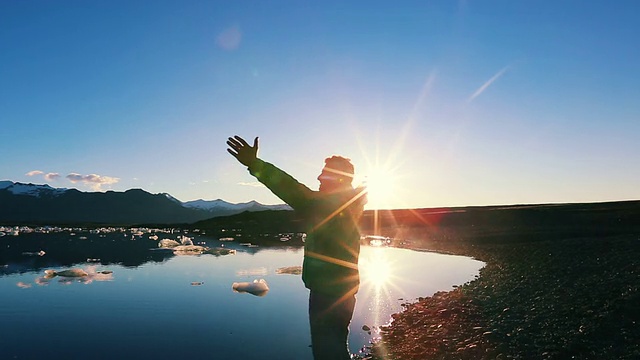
left=324, top=156, right=354, bottom=183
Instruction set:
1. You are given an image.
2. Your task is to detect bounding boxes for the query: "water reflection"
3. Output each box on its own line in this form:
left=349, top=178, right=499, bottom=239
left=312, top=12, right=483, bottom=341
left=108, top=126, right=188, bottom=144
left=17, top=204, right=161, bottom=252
left=0, top=232, right=240, bottom=276
left=0, top=234, right=484, bottom=359
left=0, top=233, right=176, bottom=275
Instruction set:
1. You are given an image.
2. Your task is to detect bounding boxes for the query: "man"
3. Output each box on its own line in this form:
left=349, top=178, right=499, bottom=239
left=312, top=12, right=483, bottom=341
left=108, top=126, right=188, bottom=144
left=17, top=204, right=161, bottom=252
left=226, top=135, right=366, bottom=360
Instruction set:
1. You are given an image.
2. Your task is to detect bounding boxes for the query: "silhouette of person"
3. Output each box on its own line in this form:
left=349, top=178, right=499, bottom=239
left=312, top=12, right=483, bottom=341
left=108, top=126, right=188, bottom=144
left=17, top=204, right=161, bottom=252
left=227, top=135, right=367, bottom=360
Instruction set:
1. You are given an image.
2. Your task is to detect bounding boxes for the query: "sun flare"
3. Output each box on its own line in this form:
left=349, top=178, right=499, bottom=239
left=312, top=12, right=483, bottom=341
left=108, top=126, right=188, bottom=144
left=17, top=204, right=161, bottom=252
left=360, top=167, right=399, bottom=210
left=360, top=249, right=393, bottom=288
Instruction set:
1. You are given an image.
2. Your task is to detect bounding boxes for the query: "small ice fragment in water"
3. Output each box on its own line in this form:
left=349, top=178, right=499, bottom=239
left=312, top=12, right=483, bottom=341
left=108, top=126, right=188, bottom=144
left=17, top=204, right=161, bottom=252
left=232, top=279, right=269, bottom=296
left=180, top=235, right=193, bottom=246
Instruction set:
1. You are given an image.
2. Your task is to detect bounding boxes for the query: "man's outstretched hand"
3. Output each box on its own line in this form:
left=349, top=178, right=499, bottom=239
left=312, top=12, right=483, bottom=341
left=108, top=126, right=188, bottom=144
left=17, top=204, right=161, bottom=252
left=227, top=135, right=259, bottom=167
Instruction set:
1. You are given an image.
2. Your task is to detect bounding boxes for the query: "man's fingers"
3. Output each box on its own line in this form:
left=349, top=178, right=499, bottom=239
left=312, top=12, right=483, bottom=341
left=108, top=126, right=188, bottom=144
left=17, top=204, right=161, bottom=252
left=227, top=149, right=239, bottom=158
left=234, top=135, right=250, bottom=147
left=226, top=141, right=239, bottom=150
left=227, top=137, right=242, bottom=148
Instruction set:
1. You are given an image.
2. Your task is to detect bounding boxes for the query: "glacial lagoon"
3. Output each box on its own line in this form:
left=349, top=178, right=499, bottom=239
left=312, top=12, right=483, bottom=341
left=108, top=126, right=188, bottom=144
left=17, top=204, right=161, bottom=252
left=0, top=233, right=484, bottom=359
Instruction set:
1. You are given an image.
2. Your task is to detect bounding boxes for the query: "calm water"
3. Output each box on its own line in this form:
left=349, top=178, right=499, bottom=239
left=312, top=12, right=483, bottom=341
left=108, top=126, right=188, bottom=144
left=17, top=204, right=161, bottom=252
left=0, top=233, right=483, bottom=360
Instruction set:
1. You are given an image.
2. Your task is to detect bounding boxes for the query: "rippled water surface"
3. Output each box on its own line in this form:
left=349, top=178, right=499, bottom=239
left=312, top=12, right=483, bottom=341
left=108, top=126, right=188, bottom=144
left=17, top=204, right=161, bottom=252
left=0, top=234, right=483, bottom=359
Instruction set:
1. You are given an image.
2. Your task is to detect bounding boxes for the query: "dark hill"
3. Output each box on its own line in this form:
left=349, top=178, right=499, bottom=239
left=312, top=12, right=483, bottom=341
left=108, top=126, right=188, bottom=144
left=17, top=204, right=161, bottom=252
left=0, top=187, right=211, bottom=225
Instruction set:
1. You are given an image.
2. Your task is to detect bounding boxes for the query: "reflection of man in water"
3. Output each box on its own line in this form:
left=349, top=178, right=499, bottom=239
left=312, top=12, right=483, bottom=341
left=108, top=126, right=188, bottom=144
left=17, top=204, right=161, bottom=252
left=227, top=135, right=366, bottom=360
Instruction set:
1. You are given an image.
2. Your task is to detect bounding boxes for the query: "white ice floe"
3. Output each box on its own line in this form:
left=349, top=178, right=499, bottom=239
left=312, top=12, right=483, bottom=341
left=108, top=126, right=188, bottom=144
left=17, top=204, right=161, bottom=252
left=158, top=239, right=181, bottom=248
left=231, top=279, right=269, bottom=296
left=179, top=235, right=193, bottom=246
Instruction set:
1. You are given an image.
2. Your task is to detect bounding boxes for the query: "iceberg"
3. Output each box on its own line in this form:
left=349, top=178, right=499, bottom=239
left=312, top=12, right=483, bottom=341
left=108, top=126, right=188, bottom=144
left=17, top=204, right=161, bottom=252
left=232, top=279, right=269, bottom=296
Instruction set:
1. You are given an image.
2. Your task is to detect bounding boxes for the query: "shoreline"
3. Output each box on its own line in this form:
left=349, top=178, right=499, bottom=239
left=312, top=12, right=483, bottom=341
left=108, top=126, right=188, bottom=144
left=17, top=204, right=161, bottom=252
left=364, top=234, right=639, bottom=359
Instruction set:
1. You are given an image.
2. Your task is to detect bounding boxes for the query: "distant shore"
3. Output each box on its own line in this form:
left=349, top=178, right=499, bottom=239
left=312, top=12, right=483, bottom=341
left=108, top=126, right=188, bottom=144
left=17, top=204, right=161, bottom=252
left=364, top=202, right=640, bottom=359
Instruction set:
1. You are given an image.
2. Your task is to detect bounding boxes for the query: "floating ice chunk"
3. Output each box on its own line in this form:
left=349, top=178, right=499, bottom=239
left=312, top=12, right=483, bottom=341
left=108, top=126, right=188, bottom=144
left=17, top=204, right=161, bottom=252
left=180, top=235, right=193, bottom=246
left=232, top=279, right=269, bottom=296
left=158, top=239, right=180, bottom=248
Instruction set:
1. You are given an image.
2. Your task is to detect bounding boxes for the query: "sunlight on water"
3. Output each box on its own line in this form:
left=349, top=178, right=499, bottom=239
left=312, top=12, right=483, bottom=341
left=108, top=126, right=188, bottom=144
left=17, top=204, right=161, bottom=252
left=360, top=247, right=393, bottom=289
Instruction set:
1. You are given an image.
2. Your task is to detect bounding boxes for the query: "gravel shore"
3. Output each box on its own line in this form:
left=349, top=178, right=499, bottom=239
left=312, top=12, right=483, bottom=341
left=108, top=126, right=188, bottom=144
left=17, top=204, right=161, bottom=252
left=364, top=233, right=639, bottom=359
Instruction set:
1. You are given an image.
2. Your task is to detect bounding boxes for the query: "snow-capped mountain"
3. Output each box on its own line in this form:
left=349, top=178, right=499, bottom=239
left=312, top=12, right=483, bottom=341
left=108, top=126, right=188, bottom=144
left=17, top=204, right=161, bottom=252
left=183, top=199, right=291, bottom=212
left=0, top=181, right=68, bottom=197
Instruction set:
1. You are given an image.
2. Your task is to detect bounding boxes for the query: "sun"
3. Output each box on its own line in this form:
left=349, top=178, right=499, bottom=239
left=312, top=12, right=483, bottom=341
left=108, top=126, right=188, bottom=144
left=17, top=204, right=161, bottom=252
left=360, top=166, right=398, bottom=210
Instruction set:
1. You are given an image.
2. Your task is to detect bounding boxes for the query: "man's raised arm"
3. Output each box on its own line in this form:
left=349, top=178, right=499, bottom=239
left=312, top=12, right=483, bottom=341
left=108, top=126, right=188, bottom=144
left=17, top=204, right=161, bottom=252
left=226, top=135, right=313, bottom=210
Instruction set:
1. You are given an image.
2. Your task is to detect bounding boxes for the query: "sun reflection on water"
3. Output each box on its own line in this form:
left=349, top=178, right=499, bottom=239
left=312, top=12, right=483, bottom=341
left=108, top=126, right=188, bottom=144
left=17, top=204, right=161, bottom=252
left=360, top=247, right=394, bottom=289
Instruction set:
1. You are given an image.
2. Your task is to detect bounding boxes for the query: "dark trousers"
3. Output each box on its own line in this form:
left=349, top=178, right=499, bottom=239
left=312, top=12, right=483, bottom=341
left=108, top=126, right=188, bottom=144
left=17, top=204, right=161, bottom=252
left=308, top=291, right=356, bottom=360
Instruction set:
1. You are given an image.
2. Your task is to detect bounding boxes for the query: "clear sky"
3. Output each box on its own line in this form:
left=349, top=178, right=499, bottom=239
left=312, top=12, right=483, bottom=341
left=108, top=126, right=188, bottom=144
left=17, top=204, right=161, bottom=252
left=1, top=1, right=639, bottom=210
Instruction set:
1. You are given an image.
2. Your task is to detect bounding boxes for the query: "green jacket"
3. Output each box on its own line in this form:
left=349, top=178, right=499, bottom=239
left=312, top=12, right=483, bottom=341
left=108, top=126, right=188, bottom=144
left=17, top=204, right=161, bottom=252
left=248, top=159, right=366, bottom=296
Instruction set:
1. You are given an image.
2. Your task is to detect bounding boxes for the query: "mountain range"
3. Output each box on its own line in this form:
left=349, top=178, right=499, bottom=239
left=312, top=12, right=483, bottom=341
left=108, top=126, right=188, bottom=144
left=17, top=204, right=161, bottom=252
left=0, top=180, right=290, bottom=225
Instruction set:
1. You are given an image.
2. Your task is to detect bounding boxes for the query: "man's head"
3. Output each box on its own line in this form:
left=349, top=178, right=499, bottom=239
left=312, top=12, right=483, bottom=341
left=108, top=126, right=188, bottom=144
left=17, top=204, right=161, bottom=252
left=318, top=156, right=354, bottom=192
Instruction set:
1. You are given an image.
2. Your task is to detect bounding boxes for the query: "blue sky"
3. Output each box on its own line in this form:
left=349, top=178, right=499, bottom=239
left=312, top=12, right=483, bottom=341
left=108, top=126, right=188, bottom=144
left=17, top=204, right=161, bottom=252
left=1, top=1, right=638, bottom=209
